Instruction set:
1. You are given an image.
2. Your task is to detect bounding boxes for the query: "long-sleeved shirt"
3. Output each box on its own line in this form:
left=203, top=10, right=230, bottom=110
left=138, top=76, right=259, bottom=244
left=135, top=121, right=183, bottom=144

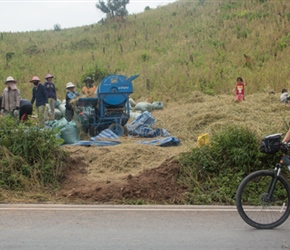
left=31, top=83, right=48, bottom=107
left=44, top=81, right=57, bottom=100
left=1, top=87, right=20, bottom=111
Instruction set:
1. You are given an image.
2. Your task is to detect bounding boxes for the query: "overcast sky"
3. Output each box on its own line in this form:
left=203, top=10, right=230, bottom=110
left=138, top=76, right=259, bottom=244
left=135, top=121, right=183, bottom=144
left=0, top=0, right=176, bottom=33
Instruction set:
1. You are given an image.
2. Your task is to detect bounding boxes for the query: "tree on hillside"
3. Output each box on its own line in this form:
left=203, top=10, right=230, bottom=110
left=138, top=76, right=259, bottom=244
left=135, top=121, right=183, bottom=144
left=96, top=0, right=129, bottom=19
left=144, top=6, right=151, bottom=11
left=53, top=24, right=61, bottom=31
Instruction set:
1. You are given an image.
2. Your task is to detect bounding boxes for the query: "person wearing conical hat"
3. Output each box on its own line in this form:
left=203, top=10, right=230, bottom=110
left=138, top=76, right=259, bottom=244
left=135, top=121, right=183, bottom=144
left=44, top=73, right=57, bottom=120
left=0, top=76, right=21, bottom=123
left=81, top=77, right=96, bottom=97
left=30, top=75, right=48, bottom=126
left=65, top=82, right=79, bottom=122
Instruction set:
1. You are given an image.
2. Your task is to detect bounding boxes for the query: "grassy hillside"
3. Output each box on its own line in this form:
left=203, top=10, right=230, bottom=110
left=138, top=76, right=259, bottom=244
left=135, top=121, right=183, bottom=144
left=1, top=0, right=290, bottom=102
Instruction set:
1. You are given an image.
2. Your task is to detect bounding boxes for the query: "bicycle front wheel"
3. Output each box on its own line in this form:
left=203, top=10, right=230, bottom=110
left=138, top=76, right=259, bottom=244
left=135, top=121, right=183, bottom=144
left=236, top=170, right=290, bottom=229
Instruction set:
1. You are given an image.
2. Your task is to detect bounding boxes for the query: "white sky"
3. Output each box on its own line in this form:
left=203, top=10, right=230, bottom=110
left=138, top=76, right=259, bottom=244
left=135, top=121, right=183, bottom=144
left=0, top=0, right=176, bottom=33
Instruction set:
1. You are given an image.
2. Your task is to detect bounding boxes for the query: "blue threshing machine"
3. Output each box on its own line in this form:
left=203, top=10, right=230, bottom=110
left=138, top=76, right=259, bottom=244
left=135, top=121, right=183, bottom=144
left=76, top=74, right=139, bottom=136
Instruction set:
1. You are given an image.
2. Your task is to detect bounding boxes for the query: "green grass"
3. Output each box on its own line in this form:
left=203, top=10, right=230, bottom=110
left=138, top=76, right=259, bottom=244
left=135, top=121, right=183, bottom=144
left=0, top=0, right=290, bottom=101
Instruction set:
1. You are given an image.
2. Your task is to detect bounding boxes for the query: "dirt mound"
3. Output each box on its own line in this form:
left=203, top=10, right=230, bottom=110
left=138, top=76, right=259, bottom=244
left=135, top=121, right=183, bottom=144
left=58, top=137, right=188, bottom=204
left=59, top=155, right=187, bottom=204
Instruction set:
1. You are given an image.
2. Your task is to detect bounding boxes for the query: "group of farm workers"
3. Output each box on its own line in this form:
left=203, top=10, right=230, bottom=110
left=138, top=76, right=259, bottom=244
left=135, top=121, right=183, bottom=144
left=0, top=74, right=97, bottom=125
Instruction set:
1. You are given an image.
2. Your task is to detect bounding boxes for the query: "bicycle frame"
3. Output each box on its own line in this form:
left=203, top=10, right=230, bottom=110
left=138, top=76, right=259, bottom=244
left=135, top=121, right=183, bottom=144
left=263, top=150, right=290, bottom=203
left=265, top=164, right=281, bottom=202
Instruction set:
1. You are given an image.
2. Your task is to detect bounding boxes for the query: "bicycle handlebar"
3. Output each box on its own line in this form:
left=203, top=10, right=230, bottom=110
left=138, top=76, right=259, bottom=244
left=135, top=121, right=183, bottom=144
left=280, top=142, right=290, bottom=152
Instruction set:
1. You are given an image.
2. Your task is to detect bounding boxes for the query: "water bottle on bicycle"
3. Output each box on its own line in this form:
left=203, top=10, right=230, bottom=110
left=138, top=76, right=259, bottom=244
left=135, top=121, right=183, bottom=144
left=236, top=133, right=290, bottom=229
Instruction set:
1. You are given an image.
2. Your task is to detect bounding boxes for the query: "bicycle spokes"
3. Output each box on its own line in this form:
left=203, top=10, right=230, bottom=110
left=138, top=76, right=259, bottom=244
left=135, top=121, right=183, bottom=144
left=236, top=170, right=290, bottom=229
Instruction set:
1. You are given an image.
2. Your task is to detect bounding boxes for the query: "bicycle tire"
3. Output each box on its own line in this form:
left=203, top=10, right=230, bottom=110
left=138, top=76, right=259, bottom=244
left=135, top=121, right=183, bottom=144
left=236, top=170, right=290, bottom=229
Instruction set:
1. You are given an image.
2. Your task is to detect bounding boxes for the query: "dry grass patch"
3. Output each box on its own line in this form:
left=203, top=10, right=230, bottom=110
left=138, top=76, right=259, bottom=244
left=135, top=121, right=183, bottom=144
left=63, top=91, right=290, bottom=186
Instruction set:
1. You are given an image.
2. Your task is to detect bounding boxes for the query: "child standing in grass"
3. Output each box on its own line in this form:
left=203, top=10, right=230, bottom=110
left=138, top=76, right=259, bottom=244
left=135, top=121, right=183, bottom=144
left=233, top=77, right=246, bottom=101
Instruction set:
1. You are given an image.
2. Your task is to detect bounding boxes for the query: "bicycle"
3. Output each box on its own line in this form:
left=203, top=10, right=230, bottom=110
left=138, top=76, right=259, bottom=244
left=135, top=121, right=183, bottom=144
left=236, top=133, right=290, bottom=229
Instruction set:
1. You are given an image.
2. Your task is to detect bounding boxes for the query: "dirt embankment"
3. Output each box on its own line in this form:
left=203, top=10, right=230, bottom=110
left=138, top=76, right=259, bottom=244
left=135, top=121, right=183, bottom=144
left=59, top=147, right=187, bottom=204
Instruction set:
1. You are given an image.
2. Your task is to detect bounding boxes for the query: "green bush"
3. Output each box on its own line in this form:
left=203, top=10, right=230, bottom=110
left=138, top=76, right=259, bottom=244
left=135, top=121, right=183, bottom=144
left=0, top=117, right=67, bottom=190
left=81, top=63, right=111, bottom=85
left=178, top=125, right=273, bottom=205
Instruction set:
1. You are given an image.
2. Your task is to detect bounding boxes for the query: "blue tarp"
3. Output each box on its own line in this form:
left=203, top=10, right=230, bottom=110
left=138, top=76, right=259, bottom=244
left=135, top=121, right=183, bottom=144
left=137, top=136, right=180, bottom=147
left=64, top=111, right=180, bottom=147
left=126, top=111, right=170, bottom=137
left=73, top=140, right=121, bottom=147
left=90, top=128, right=120, bottom=141
left=73, top=129, right=121, bottom=147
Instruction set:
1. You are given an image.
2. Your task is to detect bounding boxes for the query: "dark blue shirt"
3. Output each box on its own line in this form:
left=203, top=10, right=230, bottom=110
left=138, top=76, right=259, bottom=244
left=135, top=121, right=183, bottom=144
left=31, top=83, right=48, bottom=107
left=44, top=81, right=57, bottom=100
left=19, top=99, right=33, bottom=118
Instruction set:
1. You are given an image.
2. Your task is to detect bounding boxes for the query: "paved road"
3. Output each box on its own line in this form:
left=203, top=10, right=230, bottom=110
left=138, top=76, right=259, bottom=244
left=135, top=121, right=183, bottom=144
left=0, top=204, right=289, bottom=250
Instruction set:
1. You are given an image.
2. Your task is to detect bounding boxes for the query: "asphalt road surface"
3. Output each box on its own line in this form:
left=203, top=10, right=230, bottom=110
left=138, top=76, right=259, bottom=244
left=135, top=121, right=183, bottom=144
left=0, top=204, right=289, bottom=250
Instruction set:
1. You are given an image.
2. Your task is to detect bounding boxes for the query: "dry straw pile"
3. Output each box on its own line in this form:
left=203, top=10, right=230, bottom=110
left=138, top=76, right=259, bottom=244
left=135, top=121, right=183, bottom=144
left=64, top=91, right=290, bottom=183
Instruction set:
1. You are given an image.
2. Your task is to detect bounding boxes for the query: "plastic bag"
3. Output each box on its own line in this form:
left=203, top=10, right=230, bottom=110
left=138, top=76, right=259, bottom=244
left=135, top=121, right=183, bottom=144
left=61, top=121, right=80, bottom=144
left=134, top=102, right=153, bottom=112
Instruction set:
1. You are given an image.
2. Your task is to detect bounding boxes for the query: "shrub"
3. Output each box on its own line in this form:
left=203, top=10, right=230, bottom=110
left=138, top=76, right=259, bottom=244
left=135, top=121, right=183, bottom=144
left=0, top=117, right=67, bottom=190
left=178, top=125, right=269, bottom=204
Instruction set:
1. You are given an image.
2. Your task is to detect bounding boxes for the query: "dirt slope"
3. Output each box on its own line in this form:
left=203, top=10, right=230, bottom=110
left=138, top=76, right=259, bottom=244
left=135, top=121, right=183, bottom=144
left=58, top=127, right=190, bottom=204
left=57, top=92, right=290, bottom=204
